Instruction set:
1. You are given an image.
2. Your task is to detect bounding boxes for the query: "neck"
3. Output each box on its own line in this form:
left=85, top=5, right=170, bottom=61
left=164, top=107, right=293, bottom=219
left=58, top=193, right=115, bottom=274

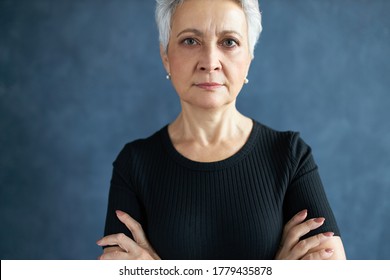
left=169, top=102, right=251, bottom=146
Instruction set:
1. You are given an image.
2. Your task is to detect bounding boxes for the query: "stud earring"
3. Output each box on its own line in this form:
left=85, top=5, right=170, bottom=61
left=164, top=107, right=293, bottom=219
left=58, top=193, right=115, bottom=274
left=244, top=78, right=249, bottom=84
left=166, top=73, right=171, bottom=80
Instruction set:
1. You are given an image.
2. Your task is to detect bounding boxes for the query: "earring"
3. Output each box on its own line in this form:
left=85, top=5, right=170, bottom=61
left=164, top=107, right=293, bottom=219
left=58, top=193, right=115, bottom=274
left=244, top=78, right=249, bottom=84
left=166, top=73, right=171, bottom=80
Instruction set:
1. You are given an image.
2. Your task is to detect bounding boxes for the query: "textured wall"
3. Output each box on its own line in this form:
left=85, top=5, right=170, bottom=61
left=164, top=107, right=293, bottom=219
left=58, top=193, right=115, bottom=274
left=0, top=0, right=389, bottom=259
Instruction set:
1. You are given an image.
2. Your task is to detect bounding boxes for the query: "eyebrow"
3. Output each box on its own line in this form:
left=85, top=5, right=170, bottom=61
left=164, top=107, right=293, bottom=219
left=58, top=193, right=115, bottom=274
left=177, top=28, right=203, bottom=38
left=176, top=28, right=243, bottom=39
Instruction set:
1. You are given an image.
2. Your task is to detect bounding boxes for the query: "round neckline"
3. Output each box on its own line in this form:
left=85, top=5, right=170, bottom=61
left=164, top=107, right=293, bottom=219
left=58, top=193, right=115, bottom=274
left=160, top=119, right=260, bottom=171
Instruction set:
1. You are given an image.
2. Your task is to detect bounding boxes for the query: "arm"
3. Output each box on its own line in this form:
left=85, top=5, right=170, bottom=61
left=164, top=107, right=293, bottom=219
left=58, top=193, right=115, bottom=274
left=275, top=209, right=346, bottom=260
left=97, top=210, right=160, bottom=260
left=98, top=209, right=345, bottom=260
left=280, top=134, right=346, bottom=259
left=103, top=144, right=147, bottom=249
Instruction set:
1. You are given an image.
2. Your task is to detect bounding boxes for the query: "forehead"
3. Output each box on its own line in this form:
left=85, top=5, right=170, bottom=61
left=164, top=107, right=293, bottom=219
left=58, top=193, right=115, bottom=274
left=171, top=0, right=247, bottom=35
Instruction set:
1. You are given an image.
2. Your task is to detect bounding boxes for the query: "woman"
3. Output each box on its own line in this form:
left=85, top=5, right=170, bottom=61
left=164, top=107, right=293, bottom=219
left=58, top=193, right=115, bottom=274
left=97, top=0, right=346, bottom=260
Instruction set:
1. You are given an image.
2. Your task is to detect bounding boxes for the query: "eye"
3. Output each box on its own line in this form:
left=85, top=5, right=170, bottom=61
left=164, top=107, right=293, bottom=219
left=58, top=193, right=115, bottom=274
left=182, top=38, right=199, bottom=46
left=222, top=38, right=238, bottom=48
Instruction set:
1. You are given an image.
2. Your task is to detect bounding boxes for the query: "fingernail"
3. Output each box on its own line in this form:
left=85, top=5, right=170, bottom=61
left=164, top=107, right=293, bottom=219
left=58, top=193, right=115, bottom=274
left=314, top=217, right=325, bottom=223
left=116, top=210, right=125, bottom=216
left=323, top=232, right=334, bottom=237
left=325, top=248, right=334, bottom=254
left=298, top=209, right=308, bottom=216
left=96, top=240, right=103, bottom=246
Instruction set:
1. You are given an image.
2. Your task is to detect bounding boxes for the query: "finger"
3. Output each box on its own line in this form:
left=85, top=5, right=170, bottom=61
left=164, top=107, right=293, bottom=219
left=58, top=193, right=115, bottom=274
left=103, top=246, right=125, bottom=254
left=99, top=250, right=130, bottom=260
left=99, top=247, right=156, bottom=260
left=289, top=232, right=334, bottom=259
left=282, top=217, right=325, bottom=249
left=97, top=233, right=138, bottom=253
left=280, top=210, right=307, bottom=246
left=116, top=210, right=150, bottom=247
left=301, top=248, right=334, bottom=260
left=275, top=231, right=334, bottom=260
left=283, top=209, right=308, bottom=236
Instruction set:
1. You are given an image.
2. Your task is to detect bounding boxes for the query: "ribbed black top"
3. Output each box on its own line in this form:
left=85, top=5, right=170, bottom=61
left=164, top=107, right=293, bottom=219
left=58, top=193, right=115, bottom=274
left=104, top=120, right=340, bottom=259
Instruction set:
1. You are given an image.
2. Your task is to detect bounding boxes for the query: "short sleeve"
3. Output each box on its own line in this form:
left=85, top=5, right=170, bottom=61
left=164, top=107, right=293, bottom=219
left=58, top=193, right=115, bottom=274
left=283, top=133, right=341, bottom=238
left=103, top=144, right=145, bottom=240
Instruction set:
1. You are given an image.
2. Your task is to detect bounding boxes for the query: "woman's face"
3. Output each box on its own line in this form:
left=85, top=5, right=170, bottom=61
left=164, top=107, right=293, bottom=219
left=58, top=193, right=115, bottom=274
left=161, top=0, right=252, bottom=110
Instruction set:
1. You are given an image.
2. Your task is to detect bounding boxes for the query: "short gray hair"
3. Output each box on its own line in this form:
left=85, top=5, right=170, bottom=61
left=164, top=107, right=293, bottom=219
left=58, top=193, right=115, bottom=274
left=155, top=0, right=262, bottom=58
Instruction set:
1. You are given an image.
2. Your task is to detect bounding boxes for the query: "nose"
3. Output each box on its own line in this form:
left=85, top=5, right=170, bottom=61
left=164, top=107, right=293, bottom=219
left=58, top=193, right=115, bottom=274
left=197, top=44, right=222, bottom=73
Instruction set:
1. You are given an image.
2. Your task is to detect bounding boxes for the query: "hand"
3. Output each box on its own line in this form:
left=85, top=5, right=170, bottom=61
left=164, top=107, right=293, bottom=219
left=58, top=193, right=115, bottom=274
left=275, top=209, right=335, bottom=260
left=97, top=210, right=160, bottom=260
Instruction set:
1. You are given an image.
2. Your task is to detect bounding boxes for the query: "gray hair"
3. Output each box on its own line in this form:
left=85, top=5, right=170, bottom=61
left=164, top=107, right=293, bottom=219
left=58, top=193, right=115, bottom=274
left=155, top=0, right=262, bottom=58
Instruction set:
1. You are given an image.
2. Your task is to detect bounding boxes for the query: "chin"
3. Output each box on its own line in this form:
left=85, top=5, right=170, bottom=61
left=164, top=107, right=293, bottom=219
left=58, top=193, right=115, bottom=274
left=179, top=88, right=237, bottom=110
left=187, top=98, right=235, bottom=111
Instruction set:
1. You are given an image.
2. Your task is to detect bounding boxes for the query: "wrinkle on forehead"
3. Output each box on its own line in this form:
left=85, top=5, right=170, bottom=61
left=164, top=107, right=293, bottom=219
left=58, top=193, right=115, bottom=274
left=171, top=0, right=247, bottom=39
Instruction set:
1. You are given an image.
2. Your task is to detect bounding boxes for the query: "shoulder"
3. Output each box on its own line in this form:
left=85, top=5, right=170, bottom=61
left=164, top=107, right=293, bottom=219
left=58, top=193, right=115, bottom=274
left=113, top=125, right=167, bottom=166
left=252, top=120, right=314, bottom=165
left=252, top=120, right=305, bottom=150
left=253, top=120, right=296, bottom=139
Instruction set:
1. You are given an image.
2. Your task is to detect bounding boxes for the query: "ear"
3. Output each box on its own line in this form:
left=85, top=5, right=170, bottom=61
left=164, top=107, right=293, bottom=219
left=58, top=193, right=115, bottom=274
left=160, top=44, right=170, bottom=74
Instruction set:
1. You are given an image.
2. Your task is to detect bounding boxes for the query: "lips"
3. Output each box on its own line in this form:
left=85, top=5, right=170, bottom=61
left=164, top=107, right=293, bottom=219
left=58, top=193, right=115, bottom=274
left=195, top=82, right=223, bottom=90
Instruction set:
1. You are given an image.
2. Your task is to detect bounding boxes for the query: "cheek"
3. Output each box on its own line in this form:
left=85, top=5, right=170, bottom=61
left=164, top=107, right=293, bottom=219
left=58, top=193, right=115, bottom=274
left=170, top=59, right=187, bottom=74
left=224, top=52, right=251, bottom=74
left=236, top=55, right=251, bottom=73
left=227, top=61, right=250, bottom=82
left=168, top=48, right=194, bottom=74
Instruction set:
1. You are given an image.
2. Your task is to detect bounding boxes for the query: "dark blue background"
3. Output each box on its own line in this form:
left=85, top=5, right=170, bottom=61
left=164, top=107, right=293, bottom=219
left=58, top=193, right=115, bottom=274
left=1, top=0, right=389, bottom=259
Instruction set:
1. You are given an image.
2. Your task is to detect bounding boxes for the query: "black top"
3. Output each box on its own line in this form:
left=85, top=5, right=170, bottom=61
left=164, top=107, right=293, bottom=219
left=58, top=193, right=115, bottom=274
left=103, top=120, right=340, bottom=259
